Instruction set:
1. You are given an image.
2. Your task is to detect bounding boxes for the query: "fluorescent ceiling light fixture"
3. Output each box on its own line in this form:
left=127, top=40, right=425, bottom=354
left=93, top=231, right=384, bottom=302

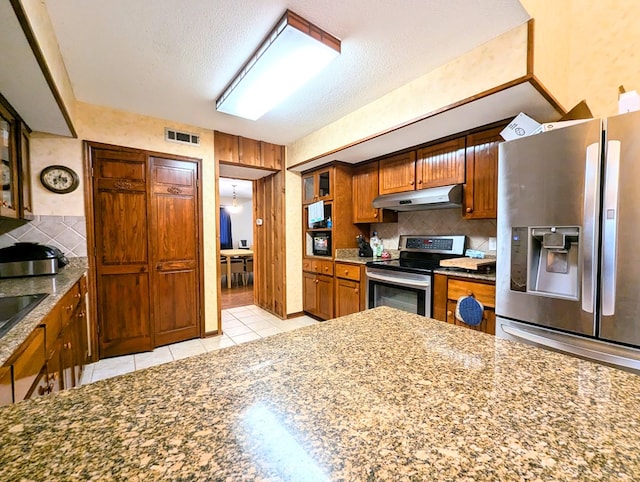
left=216, top=10, right=341, bottom=121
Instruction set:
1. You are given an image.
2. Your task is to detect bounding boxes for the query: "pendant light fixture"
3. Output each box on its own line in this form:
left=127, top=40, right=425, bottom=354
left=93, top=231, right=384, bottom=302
left=226, top=184, right=242, bottom=214
left=216, top=10, right=341, bottom=120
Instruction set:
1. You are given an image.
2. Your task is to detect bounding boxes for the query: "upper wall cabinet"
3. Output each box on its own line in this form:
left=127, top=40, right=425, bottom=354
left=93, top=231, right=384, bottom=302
left=416, top=138, right=465, bottom=189
left=0, top=99, right=32, bottom=223
left=214, top=131, right=283, bottom=171
left=378, top=151, right=416, bottom=195
left=464, top=126, right=503, bottom=219
left=352, top=161, right=397, bottom=224
left=302, top=167, right=333, bottom=205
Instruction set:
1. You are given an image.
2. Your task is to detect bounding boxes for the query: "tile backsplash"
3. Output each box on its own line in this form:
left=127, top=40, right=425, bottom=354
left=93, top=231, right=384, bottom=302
left=0, top=215, right=87, bottom=257
left=372, top=209, right=497, bottom=253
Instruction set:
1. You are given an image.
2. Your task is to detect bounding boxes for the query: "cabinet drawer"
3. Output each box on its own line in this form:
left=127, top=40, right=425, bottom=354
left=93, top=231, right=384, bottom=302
left=318, top=260, right=334, bottom=276
left=447, top=278, right=495, bottom=308
left=60, top=282, right=82, bottom=317
left=335, top=262, right=361, bottom=281
left=12, top=327, right=45, bottom=402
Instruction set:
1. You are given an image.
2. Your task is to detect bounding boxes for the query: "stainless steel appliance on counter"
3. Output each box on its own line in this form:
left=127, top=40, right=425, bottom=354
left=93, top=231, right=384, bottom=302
left=366, top=235, right=466, bottom=316
left=496, top=110, right=640, bottom=371
left=0, top=242, right=69, bottom=278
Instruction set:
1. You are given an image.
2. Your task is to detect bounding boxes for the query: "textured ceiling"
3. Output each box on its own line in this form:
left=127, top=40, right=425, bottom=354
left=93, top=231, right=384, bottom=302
left=45, top=0, right=530, bottom=145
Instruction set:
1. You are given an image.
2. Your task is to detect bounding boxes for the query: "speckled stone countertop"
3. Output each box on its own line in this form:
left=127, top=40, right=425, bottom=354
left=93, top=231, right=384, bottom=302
left=0, top=258, right=88, bottom=366
left=334, top=248, right=399, bottom=265
left=2, top=306, right=640, bottom=480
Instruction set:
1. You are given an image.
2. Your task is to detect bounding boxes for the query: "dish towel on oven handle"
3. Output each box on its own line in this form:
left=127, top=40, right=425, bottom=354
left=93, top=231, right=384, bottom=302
left=455, top=295, right=484, bottom=326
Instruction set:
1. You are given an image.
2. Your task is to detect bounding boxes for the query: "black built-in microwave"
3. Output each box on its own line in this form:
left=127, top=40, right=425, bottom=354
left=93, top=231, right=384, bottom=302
left=312, top=232, right=331, bottom=256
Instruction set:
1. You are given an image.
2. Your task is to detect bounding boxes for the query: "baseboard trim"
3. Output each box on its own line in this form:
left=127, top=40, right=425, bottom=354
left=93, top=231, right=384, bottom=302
left=287, top=311, right=305, bottom=319
left=204, top=330, right=221, bottom=337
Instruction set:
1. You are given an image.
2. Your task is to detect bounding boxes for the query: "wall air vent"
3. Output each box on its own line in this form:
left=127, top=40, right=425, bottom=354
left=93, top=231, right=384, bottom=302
left=165, top=127, right=200, bottom=146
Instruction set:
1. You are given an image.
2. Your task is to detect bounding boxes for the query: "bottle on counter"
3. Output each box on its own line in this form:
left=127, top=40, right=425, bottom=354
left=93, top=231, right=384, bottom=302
left=376, top=237, right=384, bottom=257
left=370, top=231, right=381, bottom=258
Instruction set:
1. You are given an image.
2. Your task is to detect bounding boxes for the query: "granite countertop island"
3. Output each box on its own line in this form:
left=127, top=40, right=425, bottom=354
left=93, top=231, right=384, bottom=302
left=1, top=306, right=639, bottom=480
left=0, top=257, right=88, bottom=366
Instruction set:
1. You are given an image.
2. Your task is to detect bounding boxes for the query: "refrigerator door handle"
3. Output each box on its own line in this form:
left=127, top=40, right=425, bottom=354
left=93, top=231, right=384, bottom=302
left=601, top=140, right=620, bottom=316
left=582, top=142, right=599, bottom=314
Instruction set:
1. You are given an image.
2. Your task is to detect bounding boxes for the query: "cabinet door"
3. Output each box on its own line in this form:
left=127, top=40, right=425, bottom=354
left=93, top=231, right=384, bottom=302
left=60, top=322, right=76, bottom=389
left=0, top=366, right=12, bottom=406
left=302, top=168, right=333, bottom=204
left=316, top=274, right=334, bottom=320
left=19, top=125, right=33, bottom=219
left=239, top=137, right=261, bottom=166
left=150, top=157, right=201, bottom=347
left=47, top=338, right=63, bottom=394
left=93, top=147, right=153, bottom=358
left=0, top=104, right=19, bottom=219
left=260, top=142, right=283, bottom=170
left=447, top=300, right=495, bottom=335
left=335, top=278, right=361, bottom=317
left=432, top=274, right=448, bottom=322
left=464, top=127, right=502, bottom=219
left=416, top=138, right=465, bottom=189
left=353, top=162, right=380, bottom=223
left=12, top=327, right=45, bottom=401
left=379, top=151, right=416, bottom=195
left=214, top=131, right=239, bottom=163
left=303, top=271, right=318, bottom=314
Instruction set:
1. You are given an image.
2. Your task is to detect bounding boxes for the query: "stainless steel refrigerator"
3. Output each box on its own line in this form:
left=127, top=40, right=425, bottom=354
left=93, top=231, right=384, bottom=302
left=495, top=110, right=640, bottom=371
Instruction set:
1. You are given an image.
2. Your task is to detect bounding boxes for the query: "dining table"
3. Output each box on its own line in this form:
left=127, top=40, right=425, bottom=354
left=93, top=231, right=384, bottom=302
left=220, top=249, right=254, bottom=288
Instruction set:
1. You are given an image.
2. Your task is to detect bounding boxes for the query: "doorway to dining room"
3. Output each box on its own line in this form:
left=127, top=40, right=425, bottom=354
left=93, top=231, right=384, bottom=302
left=219, top=178, right=254, bottom=309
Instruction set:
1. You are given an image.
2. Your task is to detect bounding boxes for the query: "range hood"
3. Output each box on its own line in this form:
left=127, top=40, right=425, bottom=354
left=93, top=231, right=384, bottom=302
left=372, top=184, right=463, bottom=211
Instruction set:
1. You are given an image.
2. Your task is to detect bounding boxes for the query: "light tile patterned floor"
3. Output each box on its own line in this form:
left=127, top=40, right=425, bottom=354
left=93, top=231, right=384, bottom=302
left=81, top=306, right=318, bottom=385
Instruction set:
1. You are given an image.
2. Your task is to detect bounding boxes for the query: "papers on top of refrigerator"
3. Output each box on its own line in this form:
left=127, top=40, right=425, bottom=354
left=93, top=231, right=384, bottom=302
left=500, top=113, right=541, bottom=141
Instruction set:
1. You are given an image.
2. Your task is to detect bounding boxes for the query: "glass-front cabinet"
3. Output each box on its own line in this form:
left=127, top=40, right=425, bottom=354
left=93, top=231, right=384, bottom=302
left=0, top=103, right=19, bottom=219
left=302, top=168, right=333, bottom=204
left=0, top=96, right=33, bottom=223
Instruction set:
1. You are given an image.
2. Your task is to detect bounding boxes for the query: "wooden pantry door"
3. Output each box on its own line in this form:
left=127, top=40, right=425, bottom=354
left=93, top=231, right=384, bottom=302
left=149, top=157, right=201, bottom=346
left=92, top=147, right=153, bottom=358
left=88, top=143, right=202, bottom=359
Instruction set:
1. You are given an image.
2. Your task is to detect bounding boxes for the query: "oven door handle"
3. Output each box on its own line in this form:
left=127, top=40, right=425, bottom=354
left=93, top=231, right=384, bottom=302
left=366, top=271, right=431, bottom=288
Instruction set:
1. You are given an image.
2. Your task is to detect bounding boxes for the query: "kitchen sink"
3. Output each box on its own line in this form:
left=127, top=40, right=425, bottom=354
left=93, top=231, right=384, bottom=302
left=0, top=293, right=48, bottom=339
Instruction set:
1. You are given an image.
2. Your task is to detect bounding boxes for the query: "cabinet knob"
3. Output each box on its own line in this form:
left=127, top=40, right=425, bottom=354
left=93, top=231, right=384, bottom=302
left=74, top=293, right=81, bottom=299
left=447, top=310, right=453, bottom=317
left=409, top=180, right=414, bottom=186
left=1, top=201, right=7, bottom=207
left=374, top=212, right=378, bottom=218
left=344, top=270, right=349, bottom=276
left=315, top=279, right=319, bottom=284
left=467, top=290, right=473, bottom=296
left=355, top=289, right=359, bottom=294
left=418, top=179, right=422, bottom=185
left=324, top=267, right=328, bottom=272
left=78, top=311, right=85, bottom=318
left=466, top=207, right=472, bottom=213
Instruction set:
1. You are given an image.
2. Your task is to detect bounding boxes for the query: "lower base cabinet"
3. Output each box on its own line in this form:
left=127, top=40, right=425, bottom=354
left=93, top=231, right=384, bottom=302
left=334, top=262, right=366, bottom=317
left=1, top=274, right=89, bottom=406
left=433, top=273, right=496, bottom=335
left=303, top=271, right=334, bottom=320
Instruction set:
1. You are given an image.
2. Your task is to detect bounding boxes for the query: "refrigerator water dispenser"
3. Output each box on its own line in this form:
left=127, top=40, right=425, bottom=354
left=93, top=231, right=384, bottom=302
left=529, top=227, right=580, bottom=299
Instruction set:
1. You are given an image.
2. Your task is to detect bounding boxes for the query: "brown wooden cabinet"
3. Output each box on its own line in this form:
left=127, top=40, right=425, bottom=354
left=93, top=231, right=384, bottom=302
left=352, top=161, right=397, bottom=224
left=416, top=138, right=465, bottom=188
left=378, top=151, right=416, bottom=195
left=334, top=262, right=365, bottom=317
left=0, top=275, right=89, bottom=406
left=302, top=167, right=333, bottom=204
left=433, top=273, right=496, bottom=335
left=464, top=127, right=503, bottom=219
left=215, top=131, right=283, bottom=170
left=0, top=366, right=12, bottom=405
left=303, top=263, right=335, bottom=321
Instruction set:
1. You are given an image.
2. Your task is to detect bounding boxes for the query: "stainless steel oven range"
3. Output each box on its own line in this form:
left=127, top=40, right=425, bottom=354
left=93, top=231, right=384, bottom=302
left=366, top=235, right=466, bottom=317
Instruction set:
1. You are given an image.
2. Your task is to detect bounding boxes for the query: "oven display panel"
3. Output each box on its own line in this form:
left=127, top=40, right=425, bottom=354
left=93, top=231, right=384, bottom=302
left=405, top=237, right=453, bottom=250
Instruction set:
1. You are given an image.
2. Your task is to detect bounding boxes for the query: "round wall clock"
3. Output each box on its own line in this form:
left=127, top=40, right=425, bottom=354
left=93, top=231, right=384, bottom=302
left=40, top=165, right=80, bottom=194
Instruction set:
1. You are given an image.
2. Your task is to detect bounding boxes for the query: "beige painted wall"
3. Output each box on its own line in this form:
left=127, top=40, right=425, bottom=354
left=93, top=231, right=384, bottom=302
left=30, top=102, right=218, bottom=332
left=286, top=23, right=530, bottom=167
left=522, top=0, right=640, bottom=118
